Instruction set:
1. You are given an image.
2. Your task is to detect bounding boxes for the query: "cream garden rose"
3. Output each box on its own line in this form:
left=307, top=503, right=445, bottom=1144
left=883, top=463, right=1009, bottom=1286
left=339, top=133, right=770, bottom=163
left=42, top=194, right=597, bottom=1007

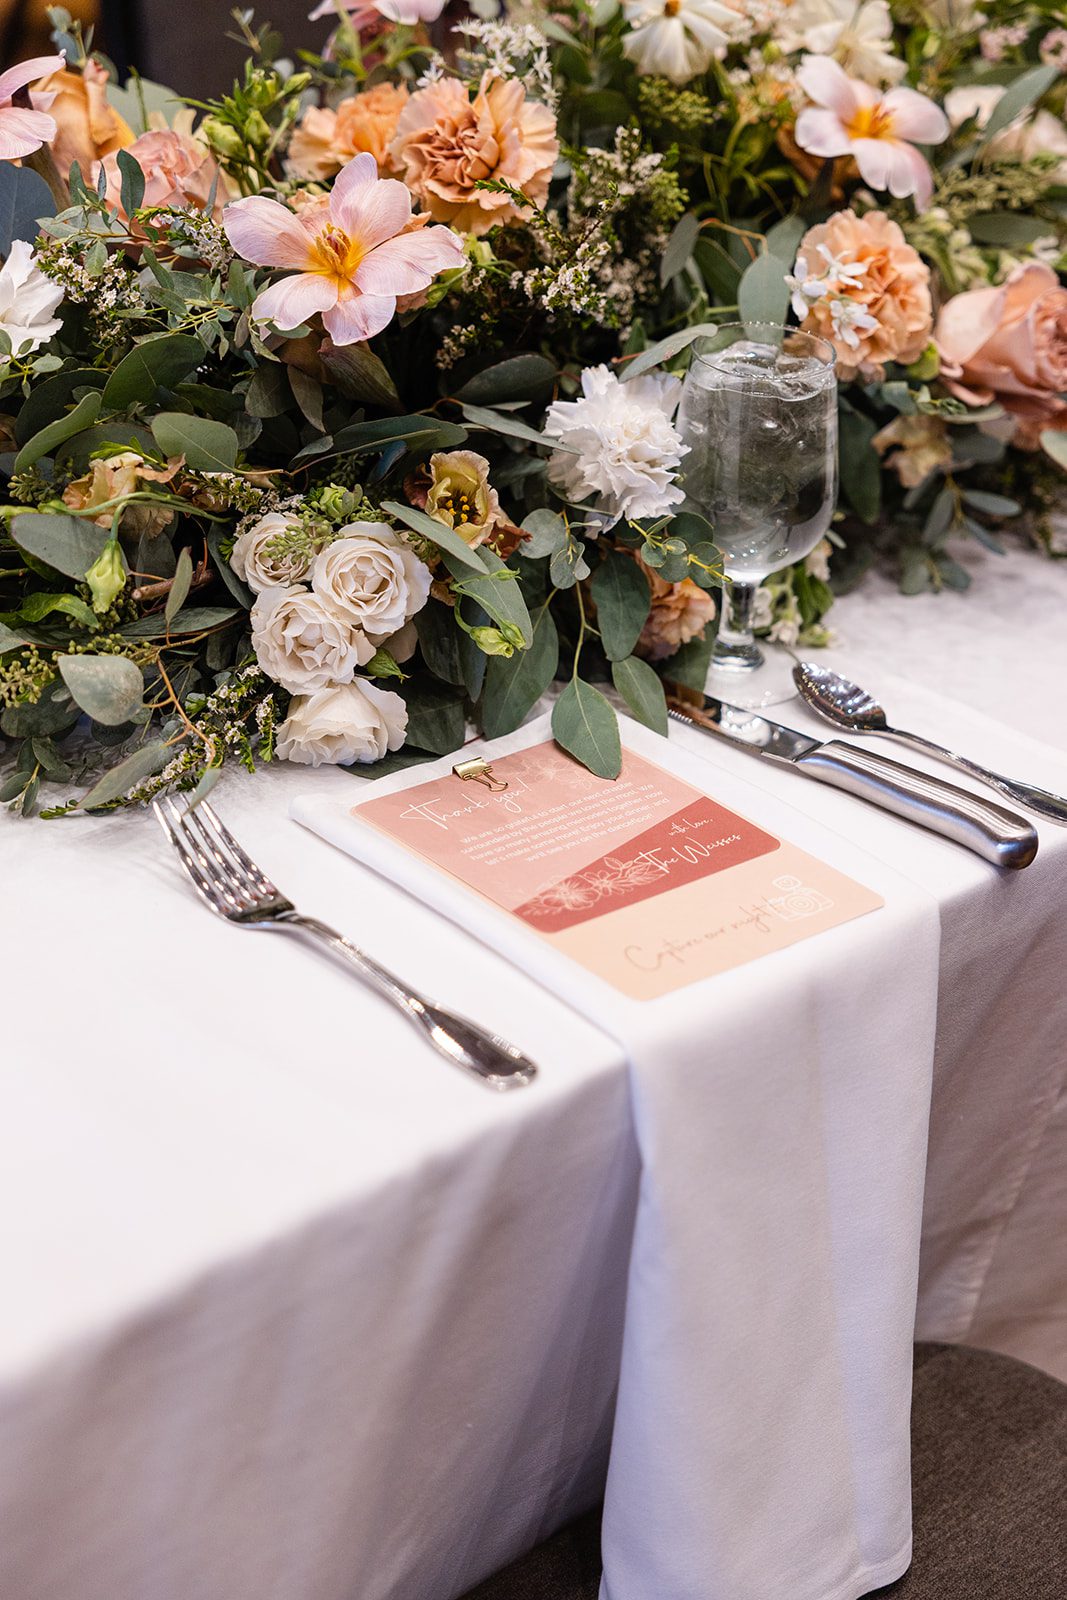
left=250, top=585, right=373, bottom=694
left=311, top=523, right=432, bottom=642
left=230, top=512, right=312, bottom=592
left=276, top=680, right=409, bottom=767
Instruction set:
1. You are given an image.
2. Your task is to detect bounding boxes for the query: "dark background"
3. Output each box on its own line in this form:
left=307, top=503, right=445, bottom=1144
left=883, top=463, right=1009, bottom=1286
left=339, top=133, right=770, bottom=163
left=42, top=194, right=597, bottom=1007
left=1, top=0, right=331, bottom=96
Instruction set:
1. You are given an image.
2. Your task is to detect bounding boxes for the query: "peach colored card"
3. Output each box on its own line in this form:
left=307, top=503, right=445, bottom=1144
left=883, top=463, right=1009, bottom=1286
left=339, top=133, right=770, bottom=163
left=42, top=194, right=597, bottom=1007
left=354, top=741, right=883, bottom=999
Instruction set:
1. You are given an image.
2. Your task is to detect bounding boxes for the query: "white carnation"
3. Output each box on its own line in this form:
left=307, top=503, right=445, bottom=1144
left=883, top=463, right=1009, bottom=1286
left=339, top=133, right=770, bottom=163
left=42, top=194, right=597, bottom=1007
left=276, top=680, right=408, bottom=767
left=250, top=585, right=373, bottom=694
left=622, top=0, right=735, bottom=86
left=542, top=365, right=688, bottom=525
left=0, top=241, right=63, bottom=356
left=311, top=522, right=431, bottom=642
left=231, top=512, right=311, bottom=592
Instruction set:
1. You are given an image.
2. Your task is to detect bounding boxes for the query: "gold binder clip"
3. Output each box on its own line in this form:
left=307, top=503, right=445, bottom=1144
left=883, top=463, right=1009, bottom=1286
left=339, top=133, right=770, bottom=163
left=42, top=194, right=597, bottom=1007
left=451, top=757, right=509, bottom=793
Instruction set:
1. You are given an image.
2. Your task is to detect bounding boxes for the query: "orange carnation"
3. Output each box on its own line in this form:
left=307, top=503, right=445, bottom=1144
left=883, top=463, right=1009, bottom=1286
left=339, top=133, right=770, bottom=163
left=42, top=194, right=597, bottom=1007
left=389, top=73, right=559, bottom=236
left=288, top=84, right=409, bottom=181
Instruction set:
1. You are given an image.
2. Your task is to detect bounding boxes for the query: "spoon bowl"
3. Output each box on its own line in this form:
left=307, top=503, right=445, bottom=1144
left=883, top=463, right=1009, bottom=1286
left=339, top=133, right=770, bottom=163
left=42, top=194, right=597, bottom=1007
left=792, top=662, right=891, bottom=733
left=792, top=660, right=1067, bottom=827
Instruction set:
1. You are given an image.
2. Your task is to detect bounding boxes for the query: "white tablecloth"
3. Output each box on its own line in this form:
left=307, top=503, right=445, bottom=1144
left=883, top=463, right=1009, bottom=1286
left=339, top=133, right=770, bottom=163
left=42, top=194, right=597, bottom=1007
left=2, top=544, right=1066, bottom=1600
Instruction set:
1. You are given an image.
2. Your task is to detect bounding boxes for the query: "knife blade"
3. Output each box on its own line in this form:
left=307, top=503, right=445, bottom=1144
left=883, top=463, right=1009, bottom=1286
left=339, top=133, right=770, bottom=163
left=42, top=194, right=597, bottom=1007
left=663, top=683, right=1038, bottom=870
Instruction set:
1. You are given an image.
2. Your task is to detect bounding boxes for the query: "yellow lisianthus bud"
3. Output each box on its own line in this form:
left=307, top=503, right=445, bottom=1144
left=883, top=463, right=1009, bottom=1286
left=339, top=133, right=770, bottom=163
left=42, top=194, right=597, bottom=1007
left=85, top=540, right=126, bottom=614
left=426, top=450, right=505, bottom=549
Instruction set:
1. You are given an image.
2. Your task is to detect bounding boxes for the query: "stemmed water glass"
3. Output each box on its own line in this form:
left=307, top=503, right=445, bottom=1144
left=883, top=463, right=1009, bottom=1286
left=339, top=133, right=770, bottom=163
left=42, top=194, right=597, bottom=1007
left=675, top=322, right=838, bottom=707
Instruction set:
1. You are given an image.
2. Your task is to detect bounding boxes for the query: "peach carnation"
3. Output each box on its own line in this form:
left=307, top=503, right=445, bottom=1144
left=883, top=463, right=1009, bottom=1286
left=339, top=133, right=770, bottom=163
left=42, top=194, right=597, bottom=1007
left=94, top=121, right=233, bottom=223
left=936, top=263, right=1067, bottom=445
left=635, top=565, right=716, bottom=663
left=789, top=208, right=932, bottom=380
left=389, top=72, right=559, bottom=236
left=288, top=84, right=409, bottom=181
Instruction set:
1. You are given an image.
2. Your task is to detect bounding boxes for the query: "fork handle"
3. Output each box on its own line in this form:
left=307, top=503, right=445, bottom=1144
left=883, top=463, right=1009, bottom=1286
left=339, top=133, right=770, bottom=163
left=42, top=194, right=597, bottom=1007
left=882, top=727, right=1067, bottom=828
left=275, top=913, right=537, bottom=1091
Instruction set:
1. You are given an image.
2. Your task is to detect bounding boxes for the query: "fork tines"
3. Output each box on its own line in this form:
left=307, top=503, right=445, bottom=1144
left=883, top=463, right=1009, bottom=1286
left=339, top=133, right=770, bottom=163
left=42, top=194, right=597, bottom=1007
left=153, top=798, right=291, bottom=920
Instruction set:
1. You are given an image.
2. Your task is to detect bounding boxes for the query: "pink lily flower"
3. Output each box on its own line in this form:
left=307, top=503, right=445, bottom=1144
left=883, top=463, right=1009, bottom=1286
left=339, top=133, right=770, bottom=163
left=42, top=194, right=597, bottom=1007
left=0, top=54, right=65, bottom=162
left=795, top=54, right=949, bottom=207
left=222, top=152, right=465, bottom=346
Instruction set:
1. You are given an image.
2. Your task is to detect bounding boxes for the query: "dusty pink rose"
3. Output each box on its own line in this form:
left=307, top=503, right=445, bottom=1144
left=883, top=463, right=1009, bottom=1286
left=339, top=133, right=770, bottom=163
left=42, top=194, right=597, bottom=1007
left=94, top=125, right=232, bottom=222
left=389, top=72, right=559, bottom=236
left=936, top=263, right=1067, bottom=442
left=635, top=564, right=716, bottom=663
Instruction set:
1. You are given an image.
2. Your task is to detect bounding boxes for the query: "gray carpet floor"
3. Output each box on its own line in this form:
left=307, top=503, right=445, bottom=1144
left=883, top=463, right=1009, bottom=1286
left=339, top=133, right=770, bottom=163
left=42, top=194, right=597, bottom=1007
left=462, top=1343, right=1067, bottom=1600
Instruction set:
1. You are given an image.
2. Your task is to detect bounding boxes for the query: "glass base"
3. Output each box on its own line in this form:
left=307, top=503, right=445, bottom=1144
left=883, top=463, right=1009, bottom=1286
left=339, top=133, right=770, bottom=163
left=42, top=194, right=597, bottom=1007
left=705, top=639, right=799, bottom=709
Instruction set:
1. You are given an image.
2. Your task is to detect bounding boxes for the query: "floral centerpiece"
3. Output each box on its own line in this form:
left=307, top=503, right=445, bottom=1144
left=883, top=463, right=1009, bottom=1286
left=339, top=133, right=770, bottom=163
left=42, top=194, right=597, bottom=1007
left=0, top=1, right=1064, bottom=814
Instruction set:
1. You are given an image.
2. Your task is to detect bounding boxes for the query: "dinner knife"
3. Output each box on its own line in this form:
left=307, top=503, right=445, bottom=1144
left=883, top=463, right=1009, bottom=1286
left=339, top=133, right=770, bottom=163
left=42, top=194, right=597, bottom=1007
left=664, top=684, right=1038, bottom=870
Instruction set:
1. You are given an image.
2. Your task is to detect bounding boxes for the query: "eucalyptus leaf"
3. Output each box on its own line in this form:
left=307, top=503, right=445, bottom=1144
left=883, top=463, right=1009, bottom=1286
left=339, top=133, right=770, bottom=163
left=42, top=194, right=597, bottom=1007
left=15, top=368, right=106, bottom=446
left=320, top=341, right=402, bottom=408
left=381, top=498, right=484, bottom=570
left=116, top=148, right=145, bottom=216
left=207, top=529, right=253, bottom=609
left=78, top=739, right=171, bottom=810
left=461, top=403, right=573, bottom=450
left=622, top=323, right=724, bottom=382
left=590, top=548, right=651, bottom=661
left=838, top=406, right=881, bottom=524
left=19, top=591, right=98, bottom=630
left=106, top=77, right=178, bottom=136
left=101, top=332, right=203, bottom=408
left=414, top=600, right=465, bottom=686
left=445, top=547, right=533, bottom=645
left=738, top=248, right=791, bottom=328
left=120, top=606, right=238, bottom=638
left=58, top=654, right=145, bottom=726
left=165, top=547, right=194, bottom=622
left=481, top=605, right=558, bottom=739
left=10, top=513, right=110, bottom=579
left=960, top=489, right=1021, bottom=517
left=244, top=364, right=290, bottom=419
left=400, top=681, right=466, bottom=754
left=151, top=412, right=239, bottom=471
left=552, top=677, right=621, bottom=780
left=521, top=509, right=568, bottom=557
left=611, top=655, right=668, bottom=736
left=1, top=677, right=78, bottom=738
left=456, top=355, right=557, bottom=406
left=1040, top=430, right=1067, bottom=471
left=660, top=213, right=701, bottom=286
left=0, top=163, right=54, bottom=255
left=981, top=64, right=1059, bottom=145
left=291, top=414, right=466, bottom=465
left=969, top=211, right=1054, bottom=248
left=13, top=390, right=102, bottom=473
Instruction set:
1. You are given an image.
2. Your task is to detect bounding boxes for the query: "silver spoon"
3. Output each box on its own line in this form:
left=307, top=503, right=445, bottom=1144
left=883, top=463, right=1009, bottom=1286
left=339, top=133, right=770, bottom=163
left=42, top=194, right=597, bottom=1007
left=793, top=661, right=1067, bottom=827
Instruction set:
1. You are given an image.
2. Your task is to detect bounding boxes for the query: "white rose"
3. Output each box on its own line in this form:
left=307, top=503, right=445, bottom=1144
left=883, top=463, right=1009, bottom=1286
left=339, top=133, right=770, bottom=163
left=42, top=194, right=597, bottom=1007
left=0, top=241, right=63, bottom=356
left=250, top=585, right=372, bottom=694
left=311, top=522, right=432, bottom=642
left=231, top=512, right=311, bottom=593
left=276, top=680, right=409, bottom=767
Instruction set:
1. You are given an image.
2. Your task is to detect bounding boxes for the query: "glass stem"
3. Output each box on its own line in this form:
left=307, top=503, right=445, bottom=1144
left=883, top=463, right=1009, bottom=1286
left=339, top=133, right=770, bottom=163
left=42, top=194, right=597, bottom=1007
left=712, top=581, right=764, bottom=673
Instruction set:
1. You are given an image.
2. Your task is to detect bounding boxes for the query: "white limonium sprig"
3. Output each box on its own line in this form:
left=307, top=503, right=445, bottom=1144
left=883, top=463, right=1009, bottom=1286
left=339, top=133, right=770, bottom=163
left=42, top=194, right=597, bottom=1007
left=0, top=242, right=64, bottom=358
left=542, top=365, right=688, bottom=527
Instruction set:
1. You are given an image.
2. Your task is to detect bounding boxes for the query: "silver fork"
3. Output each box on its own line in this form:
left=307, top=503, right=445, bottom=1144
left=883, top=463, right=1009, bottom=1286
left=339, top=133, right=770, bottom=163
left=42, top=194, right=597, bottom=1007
left=153, top=798, right=537, bottom=1091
